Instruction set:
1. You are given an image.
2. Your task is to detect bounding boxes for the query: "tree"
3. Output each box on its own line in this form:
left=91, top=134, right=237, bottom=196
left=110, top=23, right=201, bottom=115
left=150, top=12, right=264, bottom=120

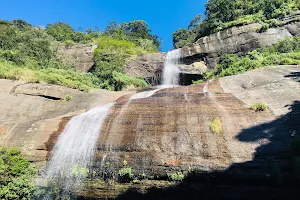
left=46, top=22, right=75, bottom=41
left=188, top=14, right=204, bottom=30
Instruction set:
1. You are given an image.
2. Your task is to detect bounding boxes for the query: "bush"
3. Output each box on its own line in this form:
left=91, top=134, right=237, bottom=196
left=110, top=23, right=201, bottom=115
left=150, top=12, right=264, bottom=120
left=250, top=103, right=268, bottom=111
left=200, top=37, right=300, bottom=82
left=210, top=118, right=223, bottom=135
left=92, top=35, right=149, bottom=91
left=0, top=147, right=36, bottom=199
left=0, top=60, right=99, bottom=92
left=167, top=172, right=185, bottom=182
left=118, top=168, right=134, bottom=183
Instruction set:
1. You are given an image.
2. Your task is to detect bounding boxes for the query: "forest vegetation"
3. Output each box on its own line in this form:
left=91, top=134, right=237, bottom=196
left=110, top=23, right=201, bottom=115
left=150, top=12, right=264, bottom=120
left=173, top=0, right=300, bottom=48
left=0, top=19, right=160, bottom=91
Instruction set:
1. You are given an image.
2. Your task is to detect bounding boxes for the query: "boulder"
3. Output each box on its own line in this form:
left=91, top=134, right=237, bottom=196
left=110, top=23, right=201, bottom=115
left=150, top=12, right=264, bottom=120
left=57, top=44, right=97, bottom=72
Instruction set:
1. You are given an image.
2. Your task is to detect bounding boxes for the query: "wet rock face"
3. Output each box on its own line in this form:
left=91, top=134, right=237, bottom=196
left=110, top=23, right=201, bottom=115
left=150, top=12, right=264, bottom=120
left=180, top=12, right=300, bottom=68
left=0, top=79, right=132, bottom=168
left=95, top=82, right=276, bottom=176
left=124, top=53, right=208, bottom=86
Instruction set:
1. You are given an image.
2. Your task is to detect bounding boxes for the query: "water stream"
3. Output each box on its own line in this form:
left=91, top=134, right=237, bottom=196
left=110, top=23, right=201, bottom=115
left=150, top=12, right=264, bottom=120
left=42, top=49, right=182, bottom=196
left=161, top=49, right=181, bottom=88
left=42, top=103, right=114, bottom=194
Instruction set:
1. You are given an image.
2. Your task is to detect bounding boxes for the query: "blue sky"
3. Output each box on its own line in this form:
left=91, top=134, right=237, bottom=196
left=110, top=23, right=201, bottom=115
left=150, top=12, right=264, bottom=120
left=1, top=0, right=206, bottom=52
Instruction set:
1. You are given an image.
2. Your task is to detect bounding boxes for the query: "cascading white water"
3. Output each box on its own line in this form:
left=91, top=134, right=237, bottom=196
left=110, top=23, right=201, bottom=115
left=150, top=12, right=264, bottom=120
left=43, top=103, right=114, bottom=192
left=130, top=89, right=160, bottom=100
left=42, top=87, right=161, bottom=194
left=161, top=49, right=181, bottom=87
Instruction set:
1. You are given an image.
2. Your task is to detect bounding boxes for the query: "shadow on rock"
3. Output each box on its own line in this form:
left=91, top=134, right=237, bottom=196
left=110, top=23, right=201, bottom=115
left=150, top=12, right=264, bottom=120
left=115, top=101, right=300, bottom=200
left=285, top=71, right=300, bottom=82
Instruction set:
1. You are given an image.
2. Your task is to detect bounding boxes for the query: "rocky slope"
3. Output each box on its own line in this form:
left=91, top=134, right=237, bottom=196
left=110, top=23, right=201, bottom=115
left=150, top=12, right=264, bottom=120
left=0, top=80, right=132, bottom=168
left=0, top=65, right=299, bottom=199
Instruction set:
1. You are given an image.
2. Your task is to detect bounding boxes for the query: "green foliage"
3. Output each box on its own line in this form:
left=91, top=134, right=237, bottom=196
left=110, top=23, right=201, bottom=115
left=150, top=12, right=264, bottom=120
left=210, top=118, right=223, bottom=135
left=92, top=35, right=148, bottom=90
left=104, top=20, right=160, bottom=51
left=167, top=172, right=185, bottom=182
left=72, top=167, right=89, bottom=177
left=0, top=60, right=99, bottom=92
left=132, top=179, right=140, bottom=184
left=174, top=0, right=300, bottom=47
left=0, top=19, right=154, bottom=92
left=192, top=79, right=205, bottom=84
left=172, top=28, right=197, bottom=48
left=46, top=22, right=99, bottom=44
left=250, top=103, right=269, bottom=112
left=202, top=36, right=300, bottom=81
left=118, top=168, right=134, bottom=183
left=0, top=147, right=36, bottom=199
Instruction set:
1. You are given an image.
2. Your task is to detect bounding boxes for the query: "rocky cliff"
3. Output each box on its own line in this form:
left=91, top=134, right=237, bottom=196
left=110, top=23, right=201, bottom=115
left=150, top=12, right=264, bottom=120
left=57, top=44, right=97, bottom=72
left=1, top=65, right=298, bottom=199
left=180, top=11, right=300, bottom=67
left=124, top=12, right=300, bottom=84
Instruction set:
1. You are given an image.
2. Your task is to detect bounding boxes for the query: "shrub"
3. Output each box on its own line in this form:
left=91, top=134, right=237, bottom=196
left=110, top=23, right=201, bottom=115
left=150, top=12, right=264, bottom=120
left=192, top=79, right=205, bottom=84
left=201, top=37, right=300, bottom=82
left=250, top=103, right=268, bottom=112
left=167, top=172, right=185, bottom=182
left=0, top=60, right=99, bottom=92
left=0, top=147, right=36, bottom=199
left=118, top=168, right=134, bottom=183
left=210, top=118, right=223, bottom=135
left=92, top=35, right=149, bottom=91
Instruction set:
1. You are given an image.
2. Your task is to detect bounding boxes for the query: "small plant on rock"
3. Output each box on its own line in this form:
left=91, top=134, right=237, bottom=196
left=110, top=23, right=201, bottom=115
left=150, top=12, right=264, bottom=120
left=167, top=172, right=185, bottom=182
left=210, top=117, right=223, bottom=135
left=250, top=103, right=268, bottom=112
left=62, top=95, right=73, bottom=102
left=118, top=160, right=133, bottom=183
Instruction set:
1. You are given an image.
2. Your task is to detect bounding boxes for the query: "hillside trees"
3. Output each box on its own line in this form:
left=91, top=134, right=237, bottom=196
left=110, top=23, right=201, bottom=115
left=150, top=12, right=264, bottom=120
left=173, top=0, right=300, bottom=48
left=0, top=18, right=158, bottom=91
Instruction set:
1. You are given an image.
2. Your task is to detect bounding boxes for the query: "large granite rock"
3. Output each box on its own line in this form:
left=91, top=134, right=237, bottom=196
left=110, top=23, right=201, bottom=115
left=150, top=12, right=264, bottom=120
left=180, top=11, right=300, bottom=67
left=124, top=53, right=208, bottom=85
left=0, top=79, right=132, bottom=168
left=1, top=65, right=299, bottom=199
left=57, top=44, right=97, bottom=72
left=124, top=53, right=166, bottom=85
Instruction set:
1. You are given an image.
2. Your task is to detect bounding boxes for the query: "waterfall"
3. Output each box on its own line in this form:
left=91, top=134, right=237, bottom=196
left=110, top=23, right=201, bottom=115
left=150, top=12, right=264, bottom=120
left=130, top=89, right=160, bottom=100
left=42, top=103, right=114, bottom=192
left=161, top=49, right=181, bottom=87
left=42, top=87, right=161, bottom=195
